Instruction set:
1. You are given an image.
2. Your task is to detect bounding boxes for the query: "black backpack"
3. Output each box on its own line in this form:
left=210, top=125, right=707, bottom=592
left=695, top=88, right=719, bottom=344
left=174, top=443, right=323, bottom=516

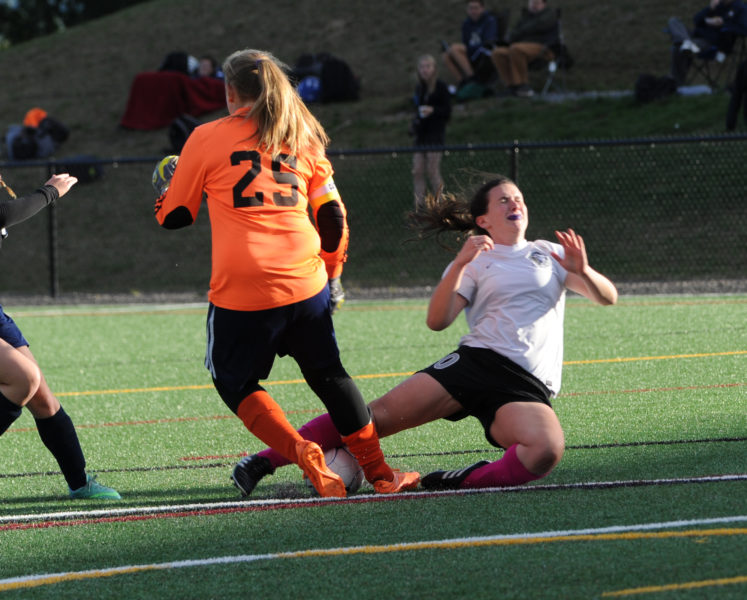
left=634, top=74, right=677, bottom=103
left=320, top=56, right=360, bottom=103
left=168, top=114, right=202, bottom=153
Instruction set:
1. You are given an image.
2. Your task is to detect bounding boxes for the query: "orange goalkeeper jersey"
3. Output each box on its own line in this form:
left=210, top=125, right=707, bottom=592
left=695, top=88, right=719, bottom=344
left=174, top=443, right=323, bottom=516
left=154, top=108, right=348, bottom=311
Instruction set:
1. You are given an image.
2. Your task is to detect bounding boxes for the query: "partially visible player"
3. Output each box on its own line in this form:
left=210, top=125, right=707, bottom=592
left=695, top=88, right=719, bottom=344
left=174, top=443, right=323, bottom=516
left=154, top=48, right=419, bottom=497
left=0, top=173, right=121, bottom=500
left=234, top=175, right=618, bottom=493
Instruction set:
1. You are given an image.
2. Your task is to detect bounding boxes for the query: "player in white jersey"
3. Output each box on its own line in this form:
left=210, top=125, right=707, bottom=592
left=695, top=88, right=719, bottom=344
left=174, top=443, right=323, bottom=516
left=233, top=175, right=617, bottom=493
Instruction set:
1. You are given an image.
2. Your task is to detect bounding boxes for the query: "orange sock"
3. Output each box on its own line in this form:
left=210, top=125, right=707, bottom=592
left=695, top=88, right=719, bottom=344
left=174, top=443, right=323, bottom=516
left=236, top=390, right=303, bottom=464
left=341, top=421, right=394, bottom=483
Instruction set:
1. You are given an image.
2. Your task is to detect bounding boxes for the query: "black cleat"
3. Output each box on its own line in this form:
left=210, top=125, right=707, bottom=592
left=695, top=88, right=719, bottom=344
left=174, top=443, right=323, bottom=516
left=420, top=460, right=490, bottom=490
left=231, top=454, right=275, bottom=496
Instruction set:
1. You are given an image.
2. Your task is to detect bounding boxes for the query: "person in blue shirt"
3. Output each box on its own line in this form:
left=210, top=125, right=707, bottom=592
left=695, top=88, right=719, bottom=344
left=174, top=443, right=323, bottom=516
left=442, top=0, right=500, bottom=90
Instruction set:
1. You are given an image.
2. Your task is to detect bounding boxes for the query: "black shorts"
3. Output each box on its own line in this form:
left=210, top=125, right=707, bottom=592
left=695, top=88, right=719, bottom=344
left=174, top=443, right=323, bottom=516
left=0, top=305, right=28, bottom=348
left=205, top=285, right=340, bottom=411
left=420, top=345, right=553, bottom=448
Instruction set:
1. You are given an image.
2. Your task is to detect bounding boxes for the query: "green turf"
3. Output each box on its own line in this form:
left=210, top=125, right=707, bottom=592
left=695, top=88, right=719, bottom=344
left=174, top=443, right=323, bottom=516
left=0, top=295, right=745, bottom=599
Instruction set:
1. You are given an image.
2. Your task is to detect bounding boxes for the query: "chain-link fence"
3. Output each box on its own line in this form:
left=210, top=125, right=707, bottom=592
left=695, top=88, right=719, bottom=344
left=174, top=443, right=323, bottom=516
left=0, top=134, right=745, bottom=299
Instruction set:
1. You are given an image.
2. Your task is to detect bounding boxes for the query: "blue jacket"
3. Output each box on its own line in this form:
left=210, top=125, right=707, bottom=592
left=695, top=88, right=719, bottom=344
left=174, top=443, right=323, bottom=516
left=462, top=11, right=499, bottom=64
left=693, top=0, right=746, bottom=51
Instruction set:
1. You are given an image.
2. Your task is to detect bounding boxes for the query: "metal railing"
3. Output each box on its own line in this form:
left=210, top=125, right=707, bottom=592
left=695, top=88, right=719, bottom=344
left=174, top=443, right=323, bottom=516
left=1, top=133, right=745, bottom=298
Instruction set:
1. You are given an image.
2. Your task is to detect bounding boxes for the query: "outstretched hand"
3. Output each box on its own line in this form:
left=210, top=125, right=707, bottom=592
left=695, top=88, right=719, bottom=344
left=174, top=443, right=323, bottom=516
left=551, top=228, right=588, bottom=276
left=45, top=173, right=78, bottom=198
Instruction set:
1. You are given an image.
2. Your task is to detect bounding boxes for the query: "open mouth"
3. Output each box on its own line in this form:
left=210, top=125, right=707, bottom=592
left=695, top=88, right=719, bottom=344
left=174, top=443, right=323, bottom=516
left=507, top=214, right=522, bottom=221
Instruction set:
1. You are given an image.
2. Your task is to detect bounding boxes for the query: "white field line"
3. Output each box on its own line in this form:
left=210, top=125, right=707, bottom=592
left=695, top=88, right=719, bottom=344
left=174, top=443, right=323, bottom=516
left=1, top=473, right=745, bottom=525
left=1, top=516, right=746, bottom=592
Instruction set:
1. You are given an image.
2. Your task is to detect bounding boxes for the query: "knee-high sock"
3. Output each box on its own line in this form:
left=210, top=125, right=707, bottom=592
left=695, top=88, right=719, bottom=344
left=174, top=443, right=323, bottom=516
left=257, top=412, right=342, bottom=469
left=462, top=444, right=546, bottom=489
left=236, top=390, right=305, bottom=464
left=341, top=421, right=394, bottom=484
left=35, top=406, right=87, bottom=490
left=0, top=393, right=23, bottom=436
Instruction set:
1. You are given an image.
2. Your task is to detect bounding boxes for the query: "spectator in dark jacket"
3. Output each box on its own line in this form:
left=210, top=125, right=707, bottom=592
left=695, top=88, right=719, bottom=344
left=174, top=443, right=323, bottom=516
left=491, top=0, right=558, bottom=97
left=666, top=0, right=746, bottom=85
left=410, top=55, right=452, bottom=209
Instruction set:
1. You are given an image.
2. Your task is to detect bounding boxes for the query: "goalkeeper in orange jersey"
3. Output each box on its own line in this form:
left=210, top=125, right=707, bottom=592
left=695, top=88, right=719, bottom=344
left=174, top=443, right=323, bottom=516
left=154, top=48, right=419, bottom=498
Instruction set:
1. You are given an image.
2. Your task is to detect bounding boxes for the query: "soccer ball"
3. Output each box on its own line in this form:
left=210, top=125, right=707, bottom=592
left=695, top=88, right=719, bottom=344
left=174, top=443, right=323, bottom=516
left=152, top=155, right=179, bottom=196
left=305, top=446, right=364, bottom=494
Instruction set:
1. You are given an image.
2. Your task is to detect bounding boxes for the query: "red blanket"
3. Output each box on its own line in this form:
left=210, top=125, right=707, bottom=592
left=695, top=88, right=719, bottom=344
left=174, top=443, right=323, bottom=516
left=119, top=71, right=226, bottom=130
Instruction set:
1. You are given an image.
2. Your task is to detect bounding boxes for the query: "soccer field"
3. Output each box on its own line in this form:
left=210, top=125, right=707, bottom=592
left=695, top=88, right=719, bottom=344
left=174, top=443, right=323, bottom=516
left=0, top=296, right=745, bottom=599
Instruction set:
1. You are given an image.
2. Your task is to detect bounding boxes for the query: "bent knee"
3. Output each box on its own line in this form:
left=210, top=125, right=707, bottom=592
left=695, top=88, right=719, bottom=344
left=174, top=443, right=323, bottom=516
left=524, top=438, right=564, bottom=475
left=8, top=365, right=42, bottom=406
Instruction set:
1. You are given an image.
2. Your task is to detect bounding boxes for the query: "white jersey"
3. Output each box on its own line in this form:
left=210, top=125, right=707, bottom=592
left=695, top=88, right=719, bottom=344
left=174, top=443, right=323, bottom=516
left=450, top=239, right=568, bottom=395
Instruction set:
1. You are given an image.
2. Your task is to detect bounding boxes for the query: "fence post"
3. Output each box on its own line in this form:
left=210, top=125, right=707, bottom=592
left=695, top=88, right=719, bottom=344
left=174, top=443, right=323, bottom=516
left=47, top=162, right=58, bottom=298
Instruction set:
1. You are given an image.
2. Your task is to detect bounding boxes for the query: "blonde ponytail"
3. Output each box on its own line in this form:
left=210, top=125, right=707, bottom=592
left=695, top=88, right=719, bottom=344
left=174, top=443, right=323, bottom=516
left=222, top=49, right=329, bottom=158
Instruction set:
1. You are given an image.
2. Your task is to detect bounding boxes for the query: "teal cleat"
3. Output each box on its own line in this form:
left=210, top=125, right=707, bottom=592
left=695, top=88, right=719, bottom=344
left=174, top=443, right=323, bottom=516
left=69, top=474, right=121, bottom=500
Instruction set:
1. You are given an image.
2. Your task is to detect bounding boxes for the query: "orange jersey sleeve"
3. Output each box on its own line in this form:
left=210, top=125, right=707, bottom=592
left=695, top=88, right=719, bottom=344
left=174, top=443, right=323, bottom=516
left=154, top=110, right=336, bottom=311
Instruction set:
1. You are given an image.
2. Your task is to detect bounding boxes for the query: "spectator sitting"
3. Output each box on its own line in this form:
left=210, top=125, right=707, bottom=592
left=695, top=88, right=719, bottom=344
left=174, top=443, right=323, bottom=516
left=442, top=0, right=500, bottom=92
left=490, top=0, right=558, bottom=97
left=159, top=51, right=223, bottom=79
left=197, top=55, right=224, bottom=79
left=666, top=0, right=746, bottom=86
left=119, top=52, right=226, bottom=130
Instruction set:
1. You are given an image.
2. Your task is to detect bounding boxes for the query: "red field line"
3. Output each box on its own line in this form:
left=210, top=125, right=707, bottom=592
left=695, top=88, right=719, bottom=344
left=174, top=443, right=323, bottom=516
left=2, top=475, right=745, bottom=532
left=0, top=496, right=403, bottom=531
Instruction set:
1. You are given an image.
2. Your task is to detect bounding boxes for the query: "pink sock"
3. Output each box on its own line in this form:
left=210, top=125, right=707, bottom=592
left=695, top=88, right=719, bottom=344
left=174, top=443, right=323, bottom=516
left=462, top=444, right=546, bottom=488
left=256, top=413, right=343, bottom=469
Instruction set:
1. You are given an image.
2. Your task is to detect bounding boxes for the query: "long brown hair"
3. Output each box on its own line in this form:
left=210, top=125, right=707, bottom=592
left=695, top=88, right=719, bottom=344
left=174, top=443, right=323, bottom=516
left=408, top=174, right=515, bottom=246
left=222, top=48, right=329, bottom=158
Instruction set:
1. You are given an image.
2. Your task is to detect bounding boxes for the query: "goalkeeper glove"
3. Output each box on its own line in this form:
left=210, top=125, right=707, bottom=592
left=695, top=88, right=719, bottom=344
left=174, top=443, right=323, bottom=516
left=152, top=155, right=179, bottom=196
left=329, top=277, right=345, bottom=313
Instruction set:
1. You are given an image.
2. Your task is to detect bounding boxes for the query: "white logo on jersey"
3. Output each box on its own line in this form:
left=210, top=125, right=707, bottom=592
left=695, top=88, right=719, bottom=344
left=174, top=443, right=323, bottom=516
left=433, top=352, right=460, bottom=369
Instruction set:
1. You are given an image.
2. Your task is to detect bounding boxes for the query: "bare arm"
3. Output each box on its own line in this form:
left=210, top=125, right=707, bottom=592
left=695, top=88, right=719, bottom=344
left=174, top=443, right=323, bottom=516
left=551, top=229, right=618, bottom=306
left=426, top=235, right=493, bottom=330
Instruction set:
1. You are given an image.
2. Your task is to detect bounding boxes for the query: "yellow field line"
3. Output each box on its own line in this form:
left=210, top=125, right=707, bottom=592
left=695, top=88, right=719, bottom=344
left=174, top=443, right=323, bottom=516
left=603, top=574, right=747, bottom=597
left=565, top=350, right=746, bottom=365
left=55, top=351, right=745, bottom=398
left=1, top=527, right=744, bottom=592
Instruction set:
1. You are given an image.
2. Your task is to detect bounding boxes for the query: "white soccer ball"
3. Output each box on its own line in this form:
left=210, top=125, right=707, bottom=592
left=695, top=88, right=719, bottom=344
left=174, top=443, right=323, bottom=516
left=305, top=446, right=364, bottom=494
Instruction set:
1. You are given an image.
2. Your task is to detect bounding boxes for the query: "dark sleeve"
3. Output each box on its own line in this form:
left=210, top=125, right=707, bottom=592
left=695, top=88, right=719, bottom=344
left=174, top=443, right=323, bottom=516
left=0, top=185, right=58, bottom=229
left=154, top=192, right=195, bottom=229
left=431, top=81, right=452, bottom=120
left=316, top=201, right=345, bottom=253
left=693, top=7, right=712, bottom=29
left=511, top=9, right=558, bottom=41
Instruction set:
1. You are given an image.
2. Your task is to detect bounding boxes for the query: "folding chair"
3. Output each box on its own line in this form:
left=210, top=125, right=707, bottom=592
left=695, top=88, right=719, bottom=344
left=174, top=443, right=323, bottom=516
left=688, top=24, right=747, bottom=90
left=529, top=8, right=573, bottom=96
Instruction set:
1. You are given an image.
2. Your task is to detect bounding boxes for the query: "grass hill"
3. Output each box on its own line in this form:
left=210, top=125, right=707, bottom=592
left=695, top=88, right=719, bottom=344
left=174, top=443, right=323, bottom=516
left=0, top=0, right=737, bottom=160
